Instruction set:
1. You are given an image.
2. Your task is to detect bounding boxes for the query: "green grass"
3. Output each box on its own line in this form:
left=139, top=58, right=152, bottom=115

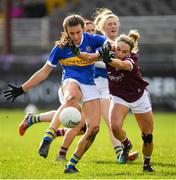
left=0, top=109, right=176, bottom=179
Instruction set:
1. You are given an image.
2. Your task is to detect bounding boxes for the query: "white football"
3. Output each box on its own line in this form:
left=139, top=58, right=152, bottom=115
left=59, top=107, right=81, bottom=128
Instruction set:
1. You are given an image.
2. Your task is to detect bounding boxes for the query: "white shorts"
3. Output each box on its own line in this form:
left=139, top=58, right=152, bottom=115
left=95, top=76, right=109, bottom=99
left=58, top=78, right=100, bottom=104
left=110, top=90, right=152, bottom=113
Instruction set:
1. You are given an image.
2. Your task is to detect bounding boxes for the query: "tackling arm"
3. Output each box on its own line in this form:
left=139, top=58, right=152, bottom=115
left=110, top=58, right=132, bottom=71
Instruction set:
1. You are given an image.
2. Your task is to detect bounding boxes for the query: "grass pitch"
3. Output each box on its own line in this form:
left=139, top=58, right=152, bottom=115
left=0, top=109, right=176, bottom=179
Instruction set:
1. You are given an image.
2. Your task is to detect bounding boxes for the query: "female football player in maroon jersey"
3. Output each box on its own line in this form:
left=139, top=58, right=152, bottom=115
left=93, top=9, right=138, bottom=163
left=99, top=30, right=154, bottom=172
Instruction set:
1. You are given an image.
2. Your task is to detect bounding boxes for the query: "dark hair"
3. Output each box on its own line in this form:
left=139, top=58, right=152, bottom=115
left=63, top=14, right=85, bottom=32
left=84, top=19, right=94, bottom=26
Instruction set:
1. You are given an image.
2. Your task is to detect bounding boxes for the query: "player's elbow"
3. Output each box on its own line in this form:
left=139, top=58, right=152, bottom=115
left=39, top=71, right=50, bottom=81
left=39, top=68, right=52, bottom=80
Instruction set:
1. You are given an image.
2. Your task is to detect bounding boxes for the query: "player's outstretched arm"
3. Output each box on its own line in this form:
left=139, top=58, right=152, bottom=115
left=21, top=62, right=53, bottom=92
left=4, top=62, right=53, bottom=103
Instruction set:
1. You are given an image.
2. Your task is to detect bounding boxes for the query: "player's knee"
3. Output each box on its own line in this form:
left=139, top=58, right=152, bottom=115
left=111, top=123, right=121, bottom=135
left=86, top=126, right=99, bottom=142
left=142, top=133, right=153, bottom=146
left=91, top=126, right=99, bottom=135
left=65, top=95, right=78, bottom=106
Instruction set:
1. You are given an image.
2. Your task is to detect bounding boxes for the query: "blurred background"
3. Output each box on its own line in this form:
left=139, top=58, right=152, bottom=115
left=0, top=0, right=176, bottom=111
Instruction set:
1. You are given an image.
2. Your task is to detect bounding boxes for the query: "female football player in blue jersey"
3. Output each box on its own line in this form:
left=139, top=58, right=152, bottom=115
left=4, top=14, right=107, bottom=174
left=99, top=30, right=154, bottom=172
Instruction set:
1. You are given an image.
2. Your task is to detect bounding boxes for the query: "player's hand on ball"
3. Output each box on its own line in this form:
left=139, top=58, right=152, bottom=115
left=3, top=84, right=24, bottom=103
left=67, top=37, right=80, bottom=56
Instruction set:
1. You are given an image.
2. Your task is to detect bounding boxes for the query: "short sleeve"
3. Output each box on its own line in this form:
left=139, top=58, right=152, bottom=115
left=47, top=46, right=61, bottom=67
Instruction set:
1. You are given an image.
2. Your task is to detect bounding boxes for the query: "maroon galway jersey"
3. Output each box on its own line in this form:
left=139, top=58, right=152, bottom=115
left=106, top=53, right=149, bottom=102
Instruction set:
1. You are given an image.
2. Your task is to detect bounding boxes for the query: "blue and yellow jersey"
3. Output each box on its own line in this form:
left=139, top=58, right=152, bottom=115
left=47, top=32, right=106, bottom=85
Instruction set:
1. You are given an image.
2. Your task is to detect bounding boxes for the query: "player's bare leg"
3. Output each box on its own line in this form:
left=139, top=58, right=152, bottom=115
left=19, top=110, right=56, bottom=136
left=38, top=82, right=82, bottom=158
left=109, top=103, right=133, bottom=164
left=101, top=99, right=138, bottom=162
left=56, top=120, right=85, bottom=161
left=135, top=111, right=154, bottom=172
left=64, top=99, right=101, bottom=173
left=38, top=105, right=67, bottom=158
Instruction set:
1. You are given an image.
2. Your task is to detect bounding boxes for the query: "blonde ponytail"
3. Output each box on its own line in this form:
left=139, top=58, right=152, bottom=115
left=128, top=30, right=140, bottom=53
